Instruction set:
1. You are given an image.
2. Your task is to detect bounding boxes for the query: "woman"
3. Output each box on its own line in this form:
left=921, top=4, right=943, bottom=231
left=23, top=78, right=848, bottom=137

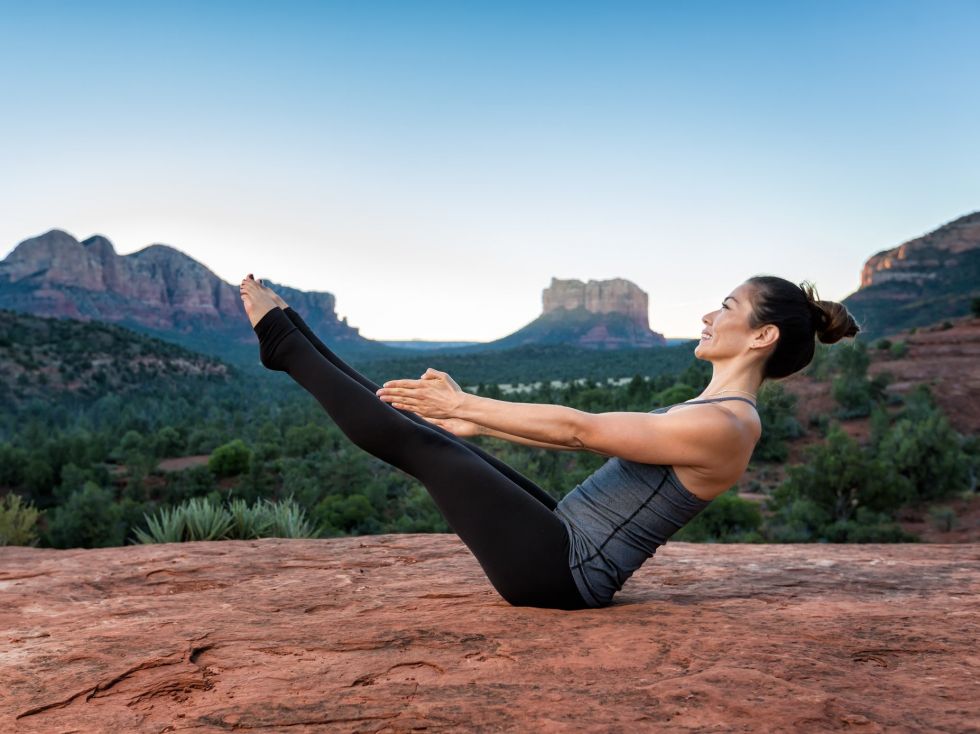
left=240, top=274, right=859, bottom=610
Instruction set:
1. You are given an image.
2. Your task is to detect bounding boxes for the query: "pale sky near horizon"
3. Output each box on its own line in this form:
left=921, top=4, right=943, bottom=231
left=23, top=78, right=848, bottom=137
left=1, top=1, right=978, bottom=340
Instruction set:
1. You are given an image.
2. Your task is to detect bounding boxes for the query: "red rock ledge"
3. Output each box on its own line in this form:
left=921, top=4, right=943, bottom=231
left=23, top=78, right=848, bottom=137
left=1, top=536, right=977, bottom=732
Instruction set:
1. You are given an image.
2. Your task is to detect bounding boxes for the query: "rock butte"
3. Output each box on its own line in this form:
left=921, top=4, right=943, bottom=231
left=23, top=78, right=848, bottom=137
left=2, top=536, right=977, bottom=732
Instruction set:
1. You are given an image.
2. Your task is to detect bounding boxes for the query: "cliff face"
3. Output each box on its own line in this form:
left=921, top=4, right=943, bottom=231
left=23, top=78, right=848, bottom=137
left=860, top=211, right=980, bottom=288
left=1, top=536, right=975, bottom=732
left=844, top=211, right=980, bottom=339
left=542, top=277, right=650, bottom=323
left=0, top=229, right=366, bottom=346
left=490, top=277, right=667, bottom=350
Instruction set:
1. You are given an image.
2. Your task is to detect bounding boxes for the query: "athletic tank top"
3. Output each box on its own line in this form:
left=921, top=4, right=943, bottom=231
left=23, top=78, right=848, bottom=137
left=553, top=396, right=757, bottom=608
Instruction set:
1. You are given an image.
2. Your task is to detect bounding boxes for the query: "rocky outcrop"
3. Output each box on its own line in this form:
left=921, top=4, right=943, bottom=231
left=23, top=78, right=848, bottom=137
left=487, top=277, right=667, bottom=350
left=0, top=229, right=367, bottom=347
left=860, top=211, right=980, bottom=288
left=542, top=277, right=650, bottom=323
left=843, top=211, right=980, bottom=339
left=2, top=536, right=975, bottom=732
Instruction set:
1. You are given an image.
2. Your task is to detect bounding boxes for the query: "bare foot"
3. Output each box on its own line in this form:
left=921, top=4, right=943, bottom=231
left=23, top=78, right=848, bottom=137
left=247, top=273, right=289, bottom=309
left=240, top=275, right=278, bottom=328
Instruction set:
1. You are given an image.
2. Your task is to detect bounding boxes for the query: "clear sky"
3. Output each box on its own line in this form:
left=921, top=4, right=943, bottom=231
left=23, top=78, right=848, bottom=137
left=1, top=1, right=978, bottom=340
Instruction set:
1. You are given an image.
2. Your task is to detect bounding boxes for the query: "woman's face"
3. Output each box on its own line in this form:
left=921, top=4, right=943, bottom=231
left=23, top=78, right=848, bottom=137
left=694, top=282, right=759, bottom=360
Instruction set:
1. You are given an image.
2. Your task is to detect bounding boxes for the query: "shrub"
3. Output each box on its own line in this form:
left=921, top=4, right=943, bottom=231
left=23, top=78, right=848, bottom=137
left=0, top=493, right=41, bottom=546
left=44, top=482, right=125, bottom=548
left=752, top=382, right=803, bottom=462
left=820, top=507, right=919, bottom=542
left=208, top=439, right=252, bottom=477
left=764, top=496, right=831, bottom=542
left=927, top=505, right=957, bottom=532
left=972, top=297, right=980, bottom=318
left=889, top=340, right=908, bottom=358
left=875, top=339, right=892, bottom=350
left=673, top=490, right=764, bottom=542
left=770, top=425, right=913, bottom=523
left=876, top=409, right=972, bottom=503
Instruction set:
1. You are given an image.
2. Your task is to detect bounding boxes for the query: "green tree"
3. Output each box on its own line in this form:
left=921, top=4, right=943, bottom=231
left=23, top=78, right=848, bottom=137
left=209, top=439, right=253, bottom=478
left=752, top=382, right=802, bottom=462
left=875, top=409, right=971, bottom=503
left=284, top=423, right=331, bottom=457
left=770, top=425, right=913, bottom=524
left=44, top=482, right=125, bottom=548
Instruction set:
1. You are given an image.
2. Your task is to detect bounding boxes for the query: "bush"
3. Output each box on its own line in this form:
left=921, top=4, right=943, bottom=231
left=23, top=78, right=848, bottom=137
left=284, top=423, right=331, bottom=457
left=764, top=496, right=831, bottom=542
left=752, top=382, right=803, bottom=462
left=875, top=339, right=892, bottom=350
left=316, top=493, right=375, bottom=534
left=0, top=493, right=41, bottom=546
left=820, top=507, right=919, bottom=542
left=44, top=482, right=125, bottom=548
left=876, top=409, right=972, bottom=503
left=770, top=425, right=913, bottom=523
left=927, top=505, right=957, bottom=532
left=673, top=490, right=764, bottom=542
left=208, top=439, right=252, bottom=477
left=889, top=340, right=908, bottom=358
left=972, top=297, right=980, bottom=318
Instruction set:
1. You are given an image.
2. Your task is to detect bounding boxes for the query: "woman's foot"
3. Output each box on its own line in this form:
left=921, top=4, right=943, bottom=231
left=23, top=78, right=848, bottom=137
left=247, top=273, right=290, bottom=310
left=240, top=275, right=279, bottom=329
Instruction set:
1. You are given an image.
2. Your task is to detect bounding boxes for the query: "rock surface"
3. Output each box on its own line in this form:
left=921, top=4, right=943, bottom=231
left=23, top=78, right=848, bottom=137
left=2, top=535, right=976, bottom=732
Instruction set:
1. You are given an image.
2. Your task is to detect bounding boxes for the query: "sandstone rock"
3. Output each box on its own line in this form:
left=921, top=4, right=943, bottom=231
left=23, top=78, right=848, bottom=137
left=0, top=230, right=366, bottom=345
left=860, top=211, right=980, bottom=288
left=543, top=277, right=650, bottom=323
left=2, top=536, right=976, bottom=732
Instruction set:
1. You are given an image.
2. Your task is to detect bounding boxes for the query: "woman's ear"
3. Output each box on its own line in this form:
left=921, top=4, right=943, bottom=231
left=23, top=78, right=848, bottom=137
left=751, top=324, right=779, bottom=351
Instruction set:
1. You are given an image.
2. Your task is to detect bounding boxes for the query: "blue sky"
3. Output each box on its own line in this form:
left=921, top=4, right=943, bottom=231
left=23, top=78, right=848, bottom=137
left=1, top=1, right=978, bottom=340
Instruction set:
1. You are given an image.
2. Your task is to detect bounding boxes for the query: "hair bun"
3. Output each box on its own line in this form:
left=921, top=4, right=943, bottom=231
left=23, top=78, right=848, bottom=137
left=799, top=281, right=861, bottom=344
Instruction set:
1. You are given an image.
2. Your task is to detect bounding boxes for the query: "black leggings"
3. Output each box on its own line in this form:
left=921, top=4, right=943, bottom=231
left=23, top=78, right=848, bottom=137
left=255, top=306, right=589, bottom=610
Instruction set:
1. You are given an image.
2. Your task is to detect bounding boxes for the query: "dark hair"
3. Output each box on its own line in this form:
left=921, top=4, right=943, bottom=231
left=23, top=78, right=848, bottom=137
left=745, top=275, right=861, bottom=380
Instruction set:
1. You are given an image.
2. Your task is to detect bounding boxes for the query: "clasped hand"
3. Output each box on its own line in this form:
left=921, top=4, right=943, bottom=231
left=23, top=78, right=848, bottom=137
left=376, top=368, right=465, bottom=419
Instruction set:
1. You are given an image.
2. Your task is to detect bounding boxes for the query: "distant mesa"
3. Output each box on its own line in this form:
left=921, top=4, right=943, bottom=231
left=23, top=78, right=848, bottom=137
left=485, top=277, right=667, bottom=350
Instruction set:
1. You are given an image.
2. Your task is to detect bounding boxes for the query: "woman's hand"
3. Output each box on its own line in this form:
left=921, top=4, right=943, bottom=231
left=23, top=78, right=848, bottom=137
left=376, top=368, right=467, bottom=419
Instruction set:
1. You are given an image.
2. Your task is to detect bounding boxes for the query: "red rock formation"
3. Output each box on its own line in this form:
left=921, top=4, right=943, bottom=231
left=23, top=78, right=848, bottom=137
left=543, top=277, right=651, bottom=323
left=0, top=230, right=366, bottom=343
left=2, top=536, right=976, bottom=732
left=860, top=211, right=980, bottom=288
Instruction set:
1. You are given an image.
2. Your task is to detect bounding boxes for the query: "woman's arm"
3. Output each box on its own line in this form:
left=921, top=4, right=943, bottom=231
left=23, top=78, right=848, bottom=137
left=378, top=368, right=750, bottom=467
left=418, top=413, right=610, bottom=455
left=478, top=425, right=612, bottom=455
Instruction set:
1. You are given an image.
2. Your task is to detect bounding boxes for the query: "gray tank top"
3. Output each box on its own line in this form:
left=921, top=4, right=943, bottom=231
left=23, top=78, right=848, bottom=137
left=553, top=396, right=756, bottom=608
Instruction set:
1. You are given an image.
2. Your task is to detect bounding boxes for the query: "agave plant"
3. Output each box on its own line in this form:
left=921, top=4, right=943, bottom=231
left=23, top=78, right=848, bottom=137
left=182, top=496, right=235, bottom=541
left=227, top=497, right=274, bottom=539
left=133, top=494, right=322, bottom=543
left=132, top=504, right=187, bottom=544
left=266, top=494, right=323, bottom=538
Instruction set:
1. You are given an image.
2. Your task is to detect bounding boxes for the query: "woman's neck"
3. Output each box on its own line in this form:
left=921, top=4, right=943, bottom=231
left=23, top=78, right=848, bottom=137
left=701, top=361, right=763, bottom=400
